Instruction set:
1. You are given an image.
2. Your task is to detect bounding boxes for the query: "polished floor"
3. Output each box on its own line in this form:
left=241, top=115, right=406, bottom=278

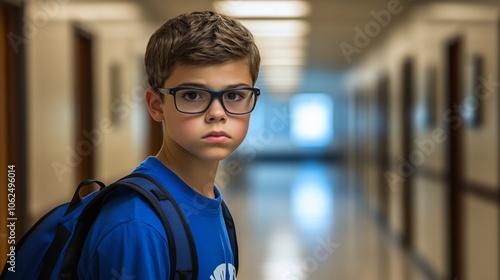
left=223, top=160, right=424, bottom=280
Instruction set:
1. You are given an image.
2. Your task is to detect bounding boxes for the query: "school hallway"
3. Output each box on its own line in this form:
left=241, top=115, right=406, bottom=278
left=1, top=0, right=500, bottom=279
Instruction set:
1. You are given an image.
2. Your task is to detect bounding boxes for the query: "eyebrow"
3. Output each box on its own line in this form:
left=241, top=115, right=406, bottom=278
left=174, top=82, right=253, bottom=89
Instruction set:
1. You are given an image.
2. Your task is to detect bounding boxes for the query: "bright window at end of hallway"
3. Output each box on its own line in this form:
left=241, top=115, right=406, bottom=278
left=290, top=93, right=334, bottom=147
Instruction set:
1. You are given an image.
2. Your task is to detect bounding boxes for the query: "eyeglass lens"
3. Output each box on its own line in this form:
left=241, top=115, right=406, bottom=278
left=175, top=89, right=256, bottom=113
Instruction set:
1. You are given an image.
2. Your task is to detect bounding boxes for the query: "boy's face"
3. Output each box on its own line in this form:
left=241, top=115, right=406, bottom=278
left=159, top=60, right=255, bottom=161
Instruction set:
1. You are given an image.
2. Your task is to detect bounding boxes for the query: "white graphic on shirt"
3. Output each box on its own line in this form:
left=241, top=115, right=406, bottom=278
left=210, top=263, right=236, bottom=280
left=110, top=267, right=136, bottom=280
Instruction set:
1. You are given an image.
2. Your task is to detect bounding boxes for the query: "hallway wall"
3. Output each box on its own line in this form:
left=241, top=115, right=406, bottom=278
left=347, top=3, right=499, bottom=279
left=25, top=1, right=153, bottom=219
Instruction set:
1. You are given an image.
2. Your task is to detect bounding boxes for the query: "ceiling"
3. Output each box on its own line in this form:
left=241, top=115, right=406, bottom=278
left=54, top=0, right=499, bottom=93
left=138, top=0, right=427, bottom=70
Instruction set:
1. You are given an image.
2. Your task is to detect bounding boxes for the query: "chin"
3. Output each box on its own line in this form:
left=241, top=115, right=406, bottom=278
left=199, top=149, right=234, bottom=161
left=202, top=154, right=231, bottom=161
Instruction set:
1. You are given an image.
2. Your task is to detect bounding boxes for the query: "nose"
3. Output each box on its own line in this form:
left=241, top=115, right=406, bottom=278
left=205, top=97, right=227, bottom=122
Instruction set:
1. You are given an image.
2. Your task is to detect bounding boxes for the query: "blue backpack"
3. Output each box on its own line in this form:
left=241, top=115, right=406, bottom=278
left=1, top=173, right=238, bottom=280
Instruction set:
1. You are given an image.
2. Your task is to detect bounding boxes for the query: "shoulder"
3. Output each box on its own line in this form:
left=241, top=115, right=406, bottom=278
left=78, top=219, right=170, bottom=279
left=89, top=187, right=168, bottom=243
left=78, top=188, right=171, bottom=278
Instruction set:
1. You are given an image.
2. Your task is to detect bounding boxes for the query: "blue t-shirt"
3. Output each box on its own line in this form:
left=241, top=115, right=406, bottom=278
left=78, top=157, right=236, bottom=279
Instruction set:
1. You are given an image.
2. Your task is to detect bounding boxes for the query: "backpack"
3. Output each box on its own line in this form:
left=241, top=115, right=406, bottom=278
left=1, top=173, right=239, bottom=280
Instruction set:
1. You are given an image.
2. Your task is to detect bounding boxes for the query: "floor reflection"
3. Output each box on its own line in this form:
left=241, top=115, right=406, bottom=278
left=224, top=160, right=413, bottom=280
left=290, top=161, right=334, bottom=235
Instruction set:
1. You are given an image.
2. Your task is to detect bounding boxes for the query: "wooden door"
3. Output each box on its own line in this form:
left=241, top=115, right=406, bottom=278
left=446, top=37, right=463, bottom=279
left=0, top=0, right=27, bottom=267
left=74, top=27, right=95, bottom=186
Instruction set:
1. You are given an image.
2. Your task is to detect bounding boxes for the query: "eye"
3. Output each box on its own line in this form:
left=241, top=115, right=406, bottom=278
left=180, top=90, right=205, bottom=101
left=224, top=90, right=247, bottom=101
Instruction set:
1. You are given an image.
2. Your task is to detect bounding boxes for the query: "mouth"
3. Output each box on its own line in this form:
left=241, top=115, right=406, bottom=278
left=202, top=131, right=231, bottom=143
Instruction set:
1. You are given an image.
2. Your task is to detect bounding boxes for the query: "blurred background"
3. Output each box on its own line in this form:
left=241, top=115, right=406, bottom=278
left=1, top=0, right=499, bottom=279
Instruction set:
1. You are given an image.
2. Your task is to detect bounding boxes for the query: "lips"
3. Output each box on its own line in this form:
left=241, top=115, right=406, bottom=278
left=203, top=131, right=230, bottom=138
left=202, top=131, right=231, bottom=143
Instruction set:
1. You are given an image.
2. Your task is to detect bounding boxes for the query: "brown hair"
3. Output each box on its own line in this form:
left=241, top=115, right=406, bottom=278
left=145, top=11, right=260, bottom=90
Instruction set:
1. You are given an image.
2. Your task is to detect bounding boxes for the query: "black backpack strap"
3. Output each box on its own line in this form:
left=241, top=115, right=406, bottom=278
left=221, top=200, right=239, bottom=275
left=119, top=174, right=198, bottom=280
left=66, top=179, right=106, bottom=215
left=59, top=174, right=198, bottom=280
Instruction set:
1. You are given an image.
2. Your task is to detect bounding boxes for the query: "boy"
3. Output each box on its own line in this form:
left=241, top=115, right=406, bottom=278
left=77, top=11, right=260, bottom=279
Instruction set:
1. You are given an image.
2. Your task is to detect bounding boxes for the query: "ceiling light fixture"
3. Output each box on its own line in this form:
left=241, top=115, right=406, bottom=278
left=213, top=1, right=311, bottom=18
left=239, top=20, right=310, bottom=37
left=46, top=2, right=143, bottom=21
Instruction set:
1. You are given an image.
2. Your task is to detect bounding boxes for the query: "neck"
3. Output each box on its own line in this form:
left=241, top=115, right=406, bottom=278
left=155, top=143, right=219, bottom=199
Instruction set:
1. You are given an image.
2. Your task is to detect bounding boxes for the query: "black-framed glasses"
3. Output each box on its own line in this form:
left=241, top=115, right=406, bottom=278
left=155, top=87, right=260, bottom=115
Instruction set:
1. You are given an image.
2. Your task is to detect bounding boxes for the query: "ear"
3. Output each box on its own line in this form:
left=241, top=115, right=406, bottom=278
left=145, top=87, right=165, bottom=122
